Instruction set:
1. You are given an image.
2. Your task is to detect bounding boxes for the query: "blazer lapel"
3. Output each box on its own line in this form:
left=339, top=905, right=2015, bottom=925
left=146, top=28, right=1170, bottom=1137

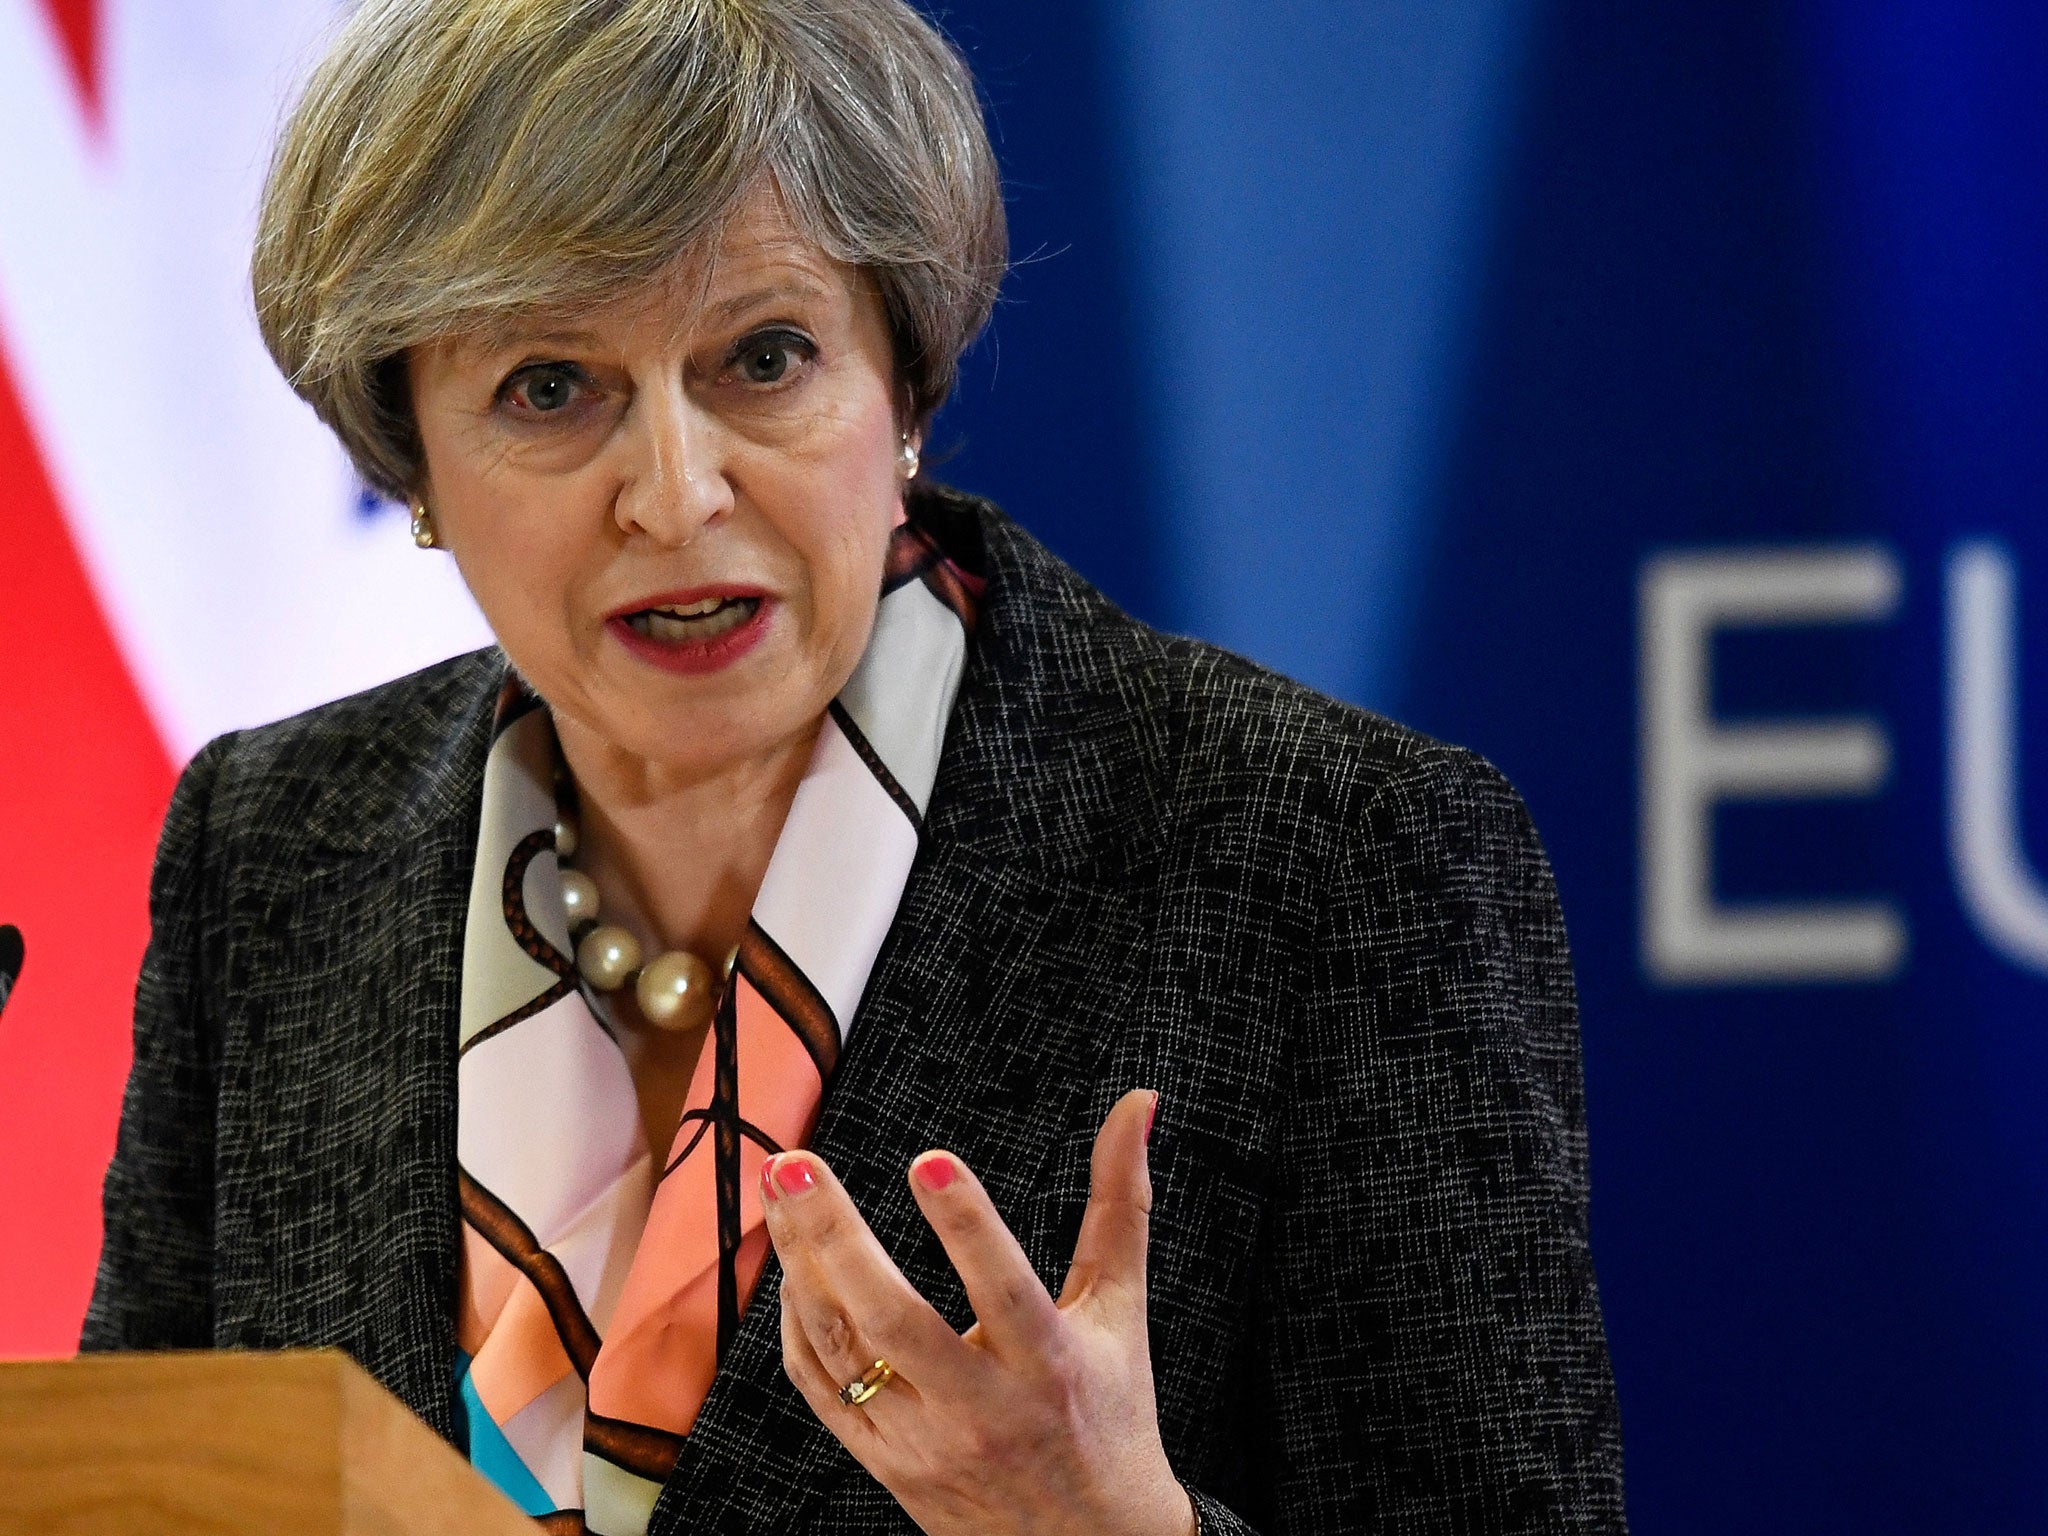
left=217, top=652, right=502, bottom=1440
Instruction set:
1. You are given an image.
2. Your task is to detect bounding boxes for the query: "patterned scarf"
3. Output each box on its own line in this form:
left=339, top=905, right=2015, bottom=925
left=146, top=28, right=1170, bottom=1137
left=454, top=520, right=980, bottom=1535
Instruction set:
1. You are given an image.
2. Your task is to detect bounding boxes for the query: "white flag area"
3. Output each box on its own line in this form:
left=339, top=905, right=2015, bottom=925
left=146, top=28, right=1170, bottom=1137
left=0, top=0, right=490, bottom=1352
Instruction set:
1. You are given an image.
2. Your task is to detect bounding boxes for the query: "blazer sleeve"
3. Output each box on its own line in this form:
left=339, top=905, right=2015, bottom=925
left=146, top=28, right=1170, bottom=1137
left=1194, top=745, right=1626, bottom=1535
left=80, top=734, right=234, bottom=1352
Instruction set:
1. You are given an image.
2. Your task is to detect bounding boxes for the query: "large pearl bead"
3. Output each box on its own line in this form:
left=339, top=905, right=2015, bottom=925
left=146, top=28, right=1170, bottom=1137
left=559, top=868, right=599, bottom=930
left=576, top=925, right=641, bottom=991
left=636, top=950, right=719, bottom=1033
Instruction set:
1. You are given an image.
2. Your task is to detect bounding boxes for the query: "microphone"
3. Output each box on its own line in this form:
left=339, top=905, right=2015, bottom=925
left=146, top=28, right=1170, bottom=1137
left=0, top=926, right=22, bottom=1019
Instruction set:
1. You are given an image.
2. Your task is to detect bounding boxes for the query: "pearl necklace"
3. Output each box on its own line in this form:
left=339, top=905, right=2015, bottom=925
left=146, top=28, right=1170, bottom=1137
left=553, top=811, right=726, bottom=1034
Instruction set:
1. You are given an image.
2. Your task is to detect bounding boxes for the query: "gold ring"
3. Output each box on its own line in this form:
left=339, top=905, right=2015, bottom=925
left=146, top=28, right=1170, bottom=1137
left=837, top=1358, right=894, bottom=1406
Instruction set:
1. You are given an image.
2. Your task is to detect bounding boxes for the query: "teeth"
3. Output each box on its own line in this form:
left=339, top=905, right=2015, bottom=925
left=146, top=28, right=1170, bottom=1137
left=627, top=598, right=757, bottom=644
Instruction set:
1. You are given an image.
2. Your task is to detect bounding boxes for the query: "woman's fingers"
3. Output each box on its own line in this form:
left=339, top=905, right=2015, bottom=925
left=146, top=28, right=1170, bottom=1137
left=1057, top=1089, right=1158, bottom=1313
left=779, top=1286, right=925, bottom=1449
left=767, top=1111, right=1178, bottom=1535
left=779, top=1288, right=883, bottom=1450
left=761, top=1151, right=981, bottom=1398
left=905, top=1148, right=1064, bottom=1362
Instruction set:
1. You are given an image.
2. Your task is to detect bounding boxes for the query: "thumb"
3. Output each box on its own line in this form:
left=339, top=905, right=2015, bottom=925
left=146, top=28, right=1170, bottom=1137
left=1057, top=1088, right=1158, bottom=1313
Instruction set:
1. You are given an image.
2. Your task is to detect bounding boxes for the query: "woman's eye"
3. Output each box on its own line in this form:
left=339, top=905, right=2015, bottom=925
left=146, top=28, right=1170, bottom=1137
left=503, top=365, right=582, bottom=414
left=731, top=331, right=814, bottom=386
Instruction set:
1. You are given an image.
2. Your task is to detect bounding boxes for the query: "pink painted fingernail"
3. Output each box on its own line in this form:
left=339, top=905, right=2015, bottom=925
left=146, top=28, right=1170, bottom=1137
left=760, top=1157, right=780, bottom=1203
left=912, top=1152, right=957, bottom=1192
left=1144, top=1092, right=1159, bottom=1146
left=773, top=1157, right=818, bottom=1198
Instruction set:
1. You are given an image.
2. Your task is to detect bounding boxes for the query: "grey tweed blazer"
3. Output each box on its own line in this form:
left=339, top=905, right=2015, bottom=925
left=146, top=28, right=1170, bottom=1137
left=84, top=486, right=1626, bottom=1534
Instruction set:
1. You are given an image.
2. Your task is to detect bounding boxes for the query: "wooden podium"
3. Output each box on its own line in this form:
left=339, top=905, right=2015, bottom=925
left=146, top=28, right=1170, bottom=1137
left=0, top=1350, right=538, bottom=1534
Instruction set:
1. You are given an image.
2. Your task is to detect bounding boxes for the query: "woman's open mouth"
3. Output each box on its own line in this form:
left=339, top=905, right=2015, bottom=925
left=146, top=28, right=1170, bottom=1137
left=608, top=590, right=772, bottom=676
left=623, top=596, right=762, bottom=644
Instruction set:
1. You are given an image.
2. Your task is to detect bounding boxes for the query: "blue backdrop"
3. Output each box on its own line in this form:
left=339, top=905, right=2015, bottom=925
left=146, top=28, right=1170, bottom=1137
left=922, top=0, right=2048, bottom=1528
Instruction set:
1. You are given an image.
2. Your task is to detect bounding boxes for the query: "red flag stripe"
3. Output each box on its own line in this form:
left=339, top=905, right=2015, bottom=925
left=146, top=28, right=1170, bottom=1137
left=0, top=324, right=177, bottom=1355
left=33, top=0, right=103, bottom=133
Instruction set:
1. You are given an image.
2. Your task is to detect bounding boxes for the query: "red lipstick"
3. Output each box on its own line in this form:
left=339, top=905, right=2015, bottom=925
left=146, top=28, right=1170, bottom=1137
left=606, top=586, right=772, bottom=676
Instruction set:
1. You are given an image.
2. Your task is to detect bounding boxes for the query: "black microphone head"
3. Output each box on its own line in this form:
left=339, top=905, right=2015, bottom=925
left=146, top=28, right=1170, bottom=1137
left=0, top=924, right=21, bottom=996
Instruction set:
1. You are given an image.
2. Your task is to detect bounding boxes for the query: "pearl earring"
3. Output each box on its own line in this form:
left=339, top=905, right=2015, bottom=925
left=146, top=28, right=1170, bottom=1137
left=899, top=434, right=920, bottom=481
left=409, top=500, right=438, bottom=549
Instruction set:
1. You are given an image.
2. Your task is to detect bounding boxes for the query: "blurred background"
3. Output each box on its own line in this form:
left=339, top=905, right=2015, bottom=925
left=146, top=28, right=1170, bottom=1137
left=3, top=0, right=2045, bottom=1528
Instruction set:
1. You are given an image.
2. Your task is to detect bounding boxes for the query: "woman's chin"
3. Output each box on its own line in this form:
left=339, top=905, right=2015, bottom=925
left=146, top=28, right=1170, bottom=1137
left=566, top=631, right=829, bottom=778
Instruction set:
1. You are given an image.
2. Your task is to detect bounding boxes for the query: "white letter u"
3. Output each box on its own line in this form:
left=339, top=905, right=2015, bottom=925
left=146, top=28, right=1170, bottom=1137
left=1947, top=540, right=2048, bottom=973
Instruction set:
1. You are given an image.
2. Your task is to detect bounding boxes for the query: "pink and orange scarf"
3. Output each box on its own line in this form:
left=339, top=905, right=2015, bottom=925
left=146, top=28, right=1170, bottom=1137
left=453, top=521, right=978, bottom=1533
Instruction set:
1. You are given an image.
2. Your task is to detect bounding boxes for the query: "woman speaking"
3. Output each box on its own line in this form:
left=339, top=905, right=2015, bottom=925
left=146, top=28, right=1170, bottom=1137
left=82, top=1, right=1626, bottom=1532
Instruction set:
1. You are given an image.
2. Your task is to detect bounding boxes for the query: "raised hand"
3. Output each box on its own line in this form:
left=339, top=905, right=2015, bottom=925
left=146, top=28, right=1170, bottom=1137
left=759, top=1089, right=1195, bottom=1536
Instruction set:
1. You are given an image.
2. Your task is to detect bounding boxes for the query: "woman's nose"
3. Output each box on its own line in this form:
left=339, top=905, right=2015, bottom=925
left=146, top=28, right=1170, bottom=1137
left=611, top=386, right=734, bottom=545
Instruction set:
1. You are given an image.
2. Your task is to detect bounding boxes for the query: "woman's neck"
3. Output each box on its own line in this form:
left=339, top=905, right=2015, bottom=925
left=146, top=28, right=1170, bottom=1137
left=553, top=712, right=822, bottom=962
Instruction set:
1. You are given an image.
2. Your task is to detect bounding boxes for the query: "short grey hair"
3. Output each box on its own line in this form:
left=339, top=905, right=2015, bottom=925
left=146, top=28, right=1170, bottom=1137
left=253, top=0, right=1007, bottom=499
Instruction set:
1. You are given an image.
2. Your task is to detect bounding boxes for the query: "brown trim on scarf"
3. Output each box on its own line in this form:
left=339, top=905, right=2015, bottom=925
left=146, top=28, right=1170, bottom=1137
left=828, top=700, right=923, bottom=832
left=460, top=1170, right=603, bottom=1379
left=736, top=922, right=841, bottom=1081
left=583, top=1413, right=687, bottom=1483
left=712, top=981, right=743, bottom=1363
left=504, top=827, right=577, bottom=975
left=460, top=977, right=577, bottom=1056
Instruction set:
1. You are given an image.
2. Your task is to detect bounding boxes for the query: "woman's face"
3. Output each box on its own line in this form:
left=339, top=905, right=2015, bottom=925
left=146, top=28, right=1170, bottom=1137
left=409, top=191, right=909, bottom=781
